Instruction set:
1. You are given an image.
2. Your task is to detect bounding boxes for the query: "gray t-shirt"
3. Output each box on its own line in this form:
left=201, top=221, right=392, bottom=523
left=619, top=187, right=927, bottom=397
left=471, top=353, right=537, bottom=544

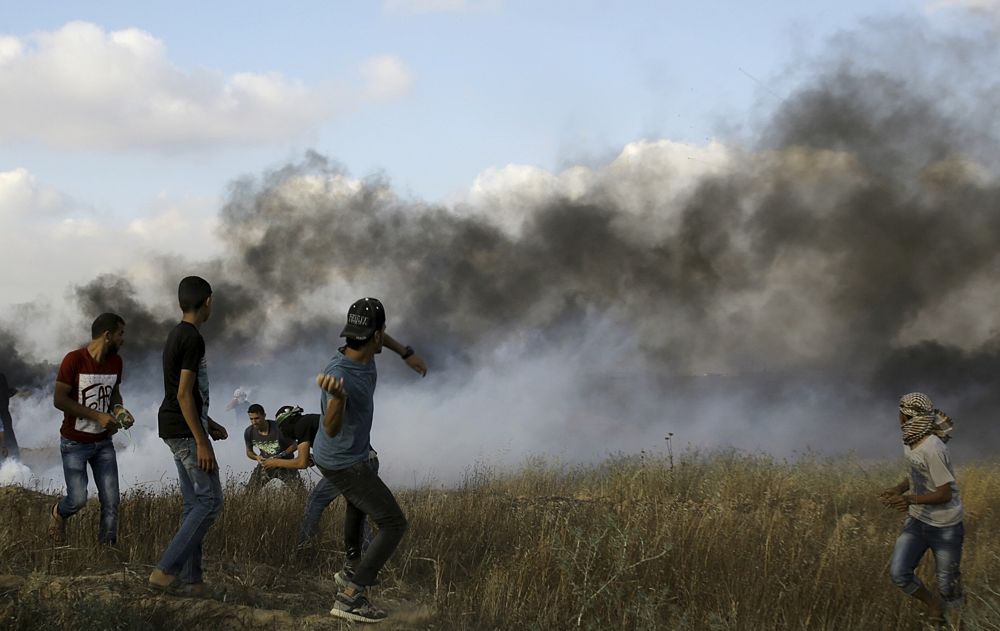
left=312, top=351, right=377, bottom=470
left=904, top=435, right=963, bottom=527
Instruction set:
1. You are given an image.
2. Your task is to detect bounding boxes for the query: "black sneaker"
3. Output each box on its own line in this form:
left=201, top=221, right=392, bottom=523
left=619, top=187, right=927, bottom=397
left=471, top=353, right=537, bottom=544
left=330, top=590, right=387, bottom=623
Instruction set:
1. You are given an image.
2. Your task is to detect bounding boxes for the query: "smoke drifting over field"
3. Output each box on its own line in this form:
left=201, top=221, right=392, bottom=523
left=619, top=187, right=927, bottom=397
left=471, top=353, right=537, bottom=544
left=3, top=18, right=1000, bottom=487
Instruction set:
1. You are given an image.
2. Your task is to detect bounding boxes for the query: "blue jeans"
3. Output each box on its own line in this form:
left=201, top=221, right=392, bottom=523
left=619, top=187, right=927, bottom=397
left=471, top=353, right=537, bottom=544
left=298, top=476, right=343, bottom=544
left=57, top=437, right=119, bottom=544
left=889, top=517, right=964, bottom=607
left=156, top=438, right=224, bottom=584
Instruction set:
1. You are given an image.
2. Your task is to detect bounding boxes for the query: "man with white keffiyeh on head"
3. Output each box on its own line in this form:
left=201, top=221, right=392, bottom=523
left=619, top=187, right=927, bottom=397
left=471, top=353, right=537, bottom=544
left=879, top=392, right=964, bottom=628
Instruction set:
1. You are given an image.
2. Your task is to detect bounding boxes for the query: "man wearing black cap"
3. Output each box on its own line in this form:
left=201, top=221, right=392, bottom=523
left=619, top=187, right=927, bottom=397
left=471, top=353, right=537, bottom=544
left=313, top=297, right=410, bottom=623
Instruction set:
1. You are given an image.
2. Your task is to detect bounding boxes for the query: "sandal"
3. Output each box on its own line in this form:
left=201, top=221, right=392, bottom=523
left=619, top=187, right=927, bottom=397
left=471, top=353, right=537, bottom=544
left=47, top=504, right=66, bottom=545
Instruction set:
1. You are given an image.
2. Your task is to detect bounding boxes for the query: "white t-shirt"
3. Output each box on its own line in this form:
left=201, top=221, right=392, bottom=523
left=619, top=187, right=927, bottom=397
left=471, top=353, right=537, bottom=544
left=903, top=435, right=963, bottom=527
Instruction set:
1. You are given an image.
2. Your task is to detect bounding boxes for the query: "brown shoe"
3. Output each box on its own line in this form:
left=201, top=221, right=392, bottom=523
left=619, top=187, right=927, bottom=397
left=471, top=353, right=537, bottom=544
left=48, top=504, right=66, bottom=545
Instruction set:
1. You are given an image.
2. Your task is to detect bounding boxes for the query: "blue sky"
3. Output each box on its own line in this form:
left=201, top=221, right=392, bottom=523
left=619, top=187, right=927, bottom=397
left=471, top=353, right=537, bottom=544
left=0, top=0, right=932, bottom=210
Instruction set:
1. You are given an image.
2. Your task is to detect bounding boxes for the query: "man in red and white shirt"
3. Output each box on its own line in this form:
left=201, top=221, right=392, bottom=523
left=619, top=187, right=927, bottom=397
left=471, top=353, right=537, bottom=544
left=49, top=312, right=133, bottom=546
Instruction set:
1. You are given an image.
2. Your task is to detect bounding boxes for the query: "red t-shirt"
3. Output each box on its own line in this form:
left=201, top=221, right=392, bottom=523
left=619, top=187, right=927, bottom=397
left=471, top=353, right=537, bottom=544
left=56, top=347, right=123, bottom=443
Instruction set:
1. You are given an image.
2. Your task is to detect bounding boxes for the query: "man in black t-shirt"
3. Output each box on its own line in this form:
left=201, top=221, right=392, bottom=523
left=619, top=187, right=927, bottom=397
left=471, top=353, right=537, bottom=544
left=149, top=276, right=229, bottom=598
left=244, top=403, right=303, bottom=492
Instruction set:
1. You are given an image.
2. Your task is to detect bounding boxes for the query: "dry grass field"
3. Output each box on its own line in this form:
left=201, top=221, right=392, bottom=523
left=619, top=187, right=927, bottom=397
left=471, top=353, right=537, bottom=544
left=1, top=450, right=999, bottom=630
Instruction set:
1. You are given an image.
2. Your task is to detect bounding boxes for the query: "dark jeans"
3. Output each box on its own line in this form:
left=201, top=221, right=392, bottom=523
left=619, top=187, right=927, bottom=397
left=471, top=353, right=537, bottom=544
left=247, top=463, right=305, bottom=493
left=297, top=472, right=375, bottom=557
left=57, top=437, right=119, bottom=544
left=889, top=517, right=964, bottom=607
left=319, top=456, right=406, bottom=587
left=156, top=438, right=225, bottom=584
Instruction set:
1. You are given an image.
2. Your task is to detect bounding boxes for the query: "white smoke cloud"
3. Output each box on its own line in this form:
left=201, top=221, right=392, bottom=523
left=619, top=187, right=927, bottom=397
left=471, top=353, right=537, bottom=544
left=0, top=458, right=33, bottom=487
left=0, top=22, right=412, bottom=151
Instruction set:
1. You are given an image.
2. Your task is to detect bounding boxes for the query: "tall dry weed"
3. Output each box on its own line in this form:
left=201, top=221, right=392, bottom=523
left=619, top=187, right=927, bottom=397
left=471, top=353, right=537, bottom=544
left=1, top=451, right=999, bottom=629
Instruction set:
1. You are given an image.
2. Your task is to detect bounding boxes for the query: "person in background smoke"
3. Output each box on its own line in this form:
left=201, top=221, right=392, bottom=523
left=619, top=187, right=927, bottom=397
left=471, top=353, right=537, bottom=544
left=244, top=403, right=303, bottom=492
left=226, top=388, right=250, bottom=424
left=313, top=297, right=413, bottom=624
left=0, top=372, right=19, bottom=461
left=880, top=392, right=964, bottom=628
left=148, top=276, right=229, bottom=597
left=49, top=313, right=135, bottom=547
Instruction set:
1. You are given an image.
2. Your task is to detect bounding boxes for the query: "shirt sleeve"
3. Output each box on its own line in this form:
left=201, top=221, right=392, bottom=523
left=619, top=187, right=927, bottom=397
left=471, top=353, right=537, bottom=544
left=56, top=351, right=80, bottom=387
left=924, top=446, right=956, bottom=488
left=243, top=426, right=254, bottom=451
left=179, top=332, right=205, bottom=373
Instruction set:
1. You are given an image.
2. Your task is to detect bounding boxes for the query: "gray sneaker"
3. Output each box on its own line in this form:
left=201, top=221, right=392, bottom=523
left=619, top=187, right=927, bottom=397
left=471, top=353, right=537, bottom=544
left=330, top=590, right=387, bottom=623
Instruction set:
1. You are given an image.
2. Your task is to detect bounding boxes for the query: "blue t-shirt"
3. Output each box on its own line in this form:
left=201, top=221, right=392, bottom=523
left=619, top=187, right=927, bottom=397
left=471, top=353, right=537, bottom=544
left=312, top=351, right=377, bottom=470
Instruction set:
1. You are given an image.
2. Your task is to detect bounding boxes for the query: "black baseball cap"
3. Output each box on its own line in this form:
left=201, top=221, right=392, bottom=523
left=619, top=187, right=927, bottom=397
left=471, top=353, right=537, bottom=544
left=339, top=297, right=386, bottom=339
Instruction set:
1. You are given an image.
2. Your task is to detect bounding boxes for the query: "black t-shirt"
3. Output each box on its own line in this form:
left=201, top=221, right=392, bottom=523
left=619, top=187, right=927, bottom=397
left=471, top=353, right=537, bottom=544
left=158, top=321, right=207, bottom=438
left=244, top=420, right=294, bottom=458
left=281, top=413, right=321, bottom=447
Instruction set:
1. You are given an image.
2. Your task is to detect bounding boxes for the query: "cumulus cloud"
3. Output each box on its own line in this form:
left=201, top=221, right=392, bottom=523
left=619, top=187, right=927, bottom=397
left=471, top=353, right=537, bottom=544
left=0, top=22, right=412, bottom=151
left=461, top=140, right=731, bottom=236
left=0, top=168, right=222, bottom=306
left=358, top=55, right=415, bottom=100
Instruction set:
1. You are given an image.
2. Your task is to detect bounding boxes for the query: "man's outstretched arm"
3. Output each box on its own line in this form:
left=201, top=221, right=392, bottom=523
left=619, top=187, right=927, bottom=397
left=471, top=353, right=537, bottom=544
left=264, top=442, right=312, bottom=470
left=382, top=333, right=427, bottom=377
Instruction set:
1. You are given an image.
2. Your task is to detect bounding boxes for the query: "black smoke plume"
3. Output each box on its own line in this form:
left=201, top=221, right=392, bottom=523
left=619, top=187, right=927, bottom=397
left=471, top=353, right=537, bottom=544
left=4, top=17, right=1000, bottom=461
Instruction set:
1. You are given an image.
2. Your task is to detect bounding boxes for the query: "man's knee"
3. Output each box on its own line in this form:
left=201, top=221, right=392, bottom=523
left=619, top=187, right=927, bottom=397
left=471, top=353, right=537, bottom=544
left=63, top=493, right=88, bottom=513
left=381, top=509, right=408, bottom=534
left=888, top=563, right=918, bottom=592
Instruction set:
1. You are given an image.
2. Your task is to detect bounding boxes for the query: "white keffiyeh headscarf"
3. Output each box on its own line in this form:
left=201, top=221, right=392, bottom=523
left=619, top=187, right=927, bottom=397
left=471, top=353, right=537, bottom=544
left=899, top=392, right=954, bottom=446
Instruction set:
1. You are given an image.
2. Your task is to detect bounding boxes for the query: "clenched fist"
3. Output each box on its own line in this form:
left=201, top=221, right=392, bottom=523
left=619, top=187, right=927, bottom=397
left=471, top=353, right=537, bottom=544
left=316, top=373, right=346, bottom=399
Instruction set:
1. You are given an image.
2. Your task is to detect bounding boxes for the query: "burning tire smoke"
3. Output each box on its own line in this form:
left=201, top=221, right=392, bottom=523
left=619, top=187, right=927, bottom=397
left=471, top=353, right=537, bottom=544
left=3, top=18, right=1000, bottom=487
